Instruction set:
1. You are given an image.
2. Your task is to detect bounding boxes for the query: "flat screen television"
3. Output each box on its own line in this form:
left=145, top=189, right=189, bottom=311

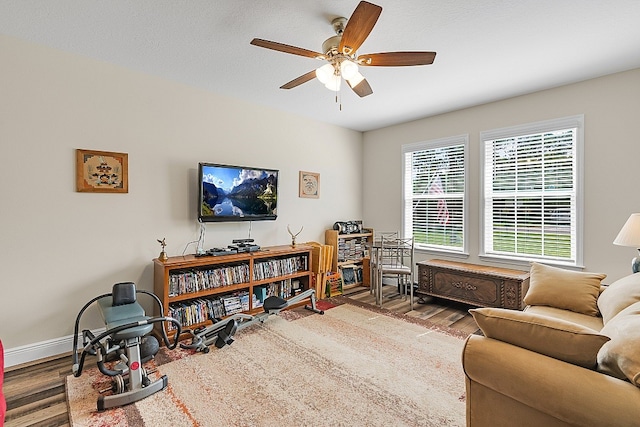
left=198, top=162, right=278, bottom=222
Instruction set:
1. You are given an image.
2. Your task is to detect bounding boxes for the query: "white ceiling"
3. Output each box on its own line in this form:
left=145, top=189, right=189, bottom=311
left=2, top=1, right=640, bottom=132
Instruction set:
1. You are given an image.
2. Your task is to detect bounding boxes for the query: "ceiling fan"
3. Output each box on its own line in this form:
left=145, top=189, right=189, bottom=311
left=250, top=1, right=436, bottom=98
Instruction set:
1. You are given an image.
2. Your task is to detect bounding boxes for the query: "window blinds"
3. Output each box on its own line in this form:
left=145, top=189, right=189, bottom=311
left=403, top=136, right=467, bottom=252
left=482, top=116, right=583, bottom=264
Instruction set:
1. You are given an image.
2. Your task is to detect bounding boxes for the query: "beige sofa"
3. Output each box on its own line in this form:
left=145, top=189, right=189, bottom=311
left=462, top=263, right=640, bottom=427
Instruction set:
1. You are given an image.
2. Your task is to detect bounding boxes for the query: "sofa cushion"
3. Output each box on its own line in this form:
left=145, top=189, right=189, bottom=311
left=597, top=301, right=640, bottom=385
left=525, top=305, right=604, bottom=331
left=523, top=262, right=606, bottom=316
left=597, top=273, right=640, bottom=324
left=470, top=307, right=610, bottom=368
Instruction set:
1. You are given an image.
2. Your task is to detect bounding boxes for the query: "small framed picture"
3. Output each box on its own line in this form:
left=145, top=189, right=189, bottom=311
left=76, top=149, right=128, bottom=193
left=340, top=265, right=357, bottom=286
left=299, top=171, right=320, bottom=199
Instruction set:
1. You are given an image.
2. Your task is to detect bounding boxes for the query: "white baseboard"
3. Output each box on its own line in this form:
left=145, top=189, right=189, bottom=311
left=4, top=328, right=105, bottom=368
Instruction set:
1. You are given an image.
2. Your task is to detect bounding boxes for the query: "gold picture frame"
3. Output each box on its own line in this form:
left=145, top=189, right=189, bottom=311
left=76, top=149, right=128, bottom=193
left=299, top=171, right=320, bottom=199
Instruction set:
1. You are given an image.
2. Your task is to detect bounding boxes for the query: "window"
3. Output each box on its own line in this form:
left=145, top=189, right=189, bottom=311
left=402, top=135, right=467, bottom=253
left=481, top=115, right=584, bottom=266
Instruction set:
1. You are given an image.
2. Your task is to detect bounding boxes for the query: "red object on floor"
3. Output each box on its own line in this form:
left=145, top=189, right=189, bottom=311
left=1, top=339, right=6, bottom=426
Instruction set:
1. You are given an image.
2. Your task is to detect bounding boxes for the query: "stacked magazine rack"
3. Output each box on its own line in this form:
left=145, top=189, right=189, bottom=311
left=324, top=228, right=373, bottom=289
left=153, top=244, right=313, bottom=337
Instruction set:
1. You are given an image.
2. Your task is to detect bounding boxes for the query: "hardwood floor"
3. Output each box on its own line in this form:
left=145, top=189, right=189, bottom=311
left=2, top=286, right=477, bottom=427
left=4, top=354, right=72, bottom=427
left=341, top=285, right=479, bottom=335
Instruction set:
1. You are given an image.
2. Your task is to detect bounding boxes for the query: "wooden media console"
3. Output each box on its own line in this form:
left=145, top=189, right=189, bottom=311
left=153, top=245, right=313, bottom=337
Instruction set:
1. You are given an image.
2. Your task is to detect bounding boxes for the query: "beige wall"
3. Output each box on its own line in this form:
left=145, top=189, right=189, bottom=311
left=3, top=31, right=639, bottom=362
left=363, top=68, right=640, bottom=282
left=0, top=35, right=362, bottom=353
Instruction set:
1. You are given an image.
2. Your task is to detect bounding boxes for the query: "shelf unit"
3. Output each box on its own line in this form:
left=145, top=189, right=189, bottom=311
left=324, top=228, right=373, bottom=289
left=153, top=245, right=313, bottom=336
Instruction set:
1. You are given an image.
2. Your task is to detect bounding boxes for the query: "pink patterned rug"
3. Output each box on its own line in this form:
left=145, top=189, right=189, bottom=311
left=66, top=302, right=466, bottom=426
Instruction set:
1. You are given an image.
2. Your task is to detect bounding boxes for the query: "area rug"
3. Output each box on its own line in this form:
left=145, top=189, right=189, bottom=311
left=66, top=302, right=467, bottom=426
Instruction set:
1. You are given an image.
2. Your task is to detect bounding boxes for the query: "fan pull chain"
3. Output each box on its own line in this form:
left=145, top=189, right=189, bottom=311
left=334, top=90, right=342, bottom=111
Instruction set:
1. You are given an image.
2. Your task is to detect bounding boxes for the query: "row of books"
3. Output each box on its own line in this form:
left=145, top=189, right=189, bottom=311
left=337, top=237, right=367, bottom=263
left=265, top=278, right=301, bottom=300
left=253, top=256, right=308, bottom=281
left=168, top=278, right=306, bottom=329
left=168, top=264, right=250, bottom=296
left=167, top=291, right=250, bottom=329
left=167, top=255, right=309, bottom=297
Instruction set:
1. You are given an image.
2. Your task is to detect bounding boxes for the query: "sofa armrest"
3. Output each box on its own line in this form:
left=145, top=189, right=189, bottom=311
left=463, top=335, right=640, bottom=426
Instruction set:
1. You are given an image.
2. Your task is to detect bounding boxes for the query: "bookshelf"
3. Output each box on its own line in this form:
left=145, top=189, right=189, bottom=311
left=324, top=228, right=373, bottom=289
left=153, top=245, right=313, bottom=337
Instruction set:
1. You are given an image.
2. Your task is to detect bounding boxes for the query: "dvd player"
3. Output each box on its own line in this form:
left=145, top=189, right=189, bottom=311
left=228, top=243, right=260, bottom=253
left=232, top=238, right=254, bottom=244
left=195, top=247, right=238, bottom=257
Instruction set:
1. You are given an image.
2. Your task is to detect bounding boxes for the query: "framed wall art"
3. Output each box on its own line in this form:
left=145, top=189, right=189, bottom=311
left=76, top=149, right=129, bottom=193
left=299, top=171, right=320, bottom=199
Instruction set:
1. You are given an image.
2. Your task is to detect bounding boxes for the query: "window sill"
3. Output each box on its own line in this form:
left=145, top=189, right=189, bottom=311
left=478, top=254, right=585, bottom=271
left=416, top=248, right=469, bottom=259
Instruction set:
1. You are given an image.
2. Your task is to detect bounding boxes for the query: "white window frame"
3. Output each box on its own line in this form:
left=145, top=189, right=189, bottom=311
left=480, top=115, right=584, bottom=267
left=402, top=135, right=469, bottom=256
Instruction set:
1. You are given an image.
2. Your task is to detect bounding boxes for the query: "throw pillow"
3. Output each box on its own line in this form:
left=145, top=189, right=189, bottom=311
left=597, top=301, right=640, bottom=385
left=470, top=307, right=610, bottom=369
left=523, top=262, right=606, bottom=316
left=597, top=273, right=640, bottom=324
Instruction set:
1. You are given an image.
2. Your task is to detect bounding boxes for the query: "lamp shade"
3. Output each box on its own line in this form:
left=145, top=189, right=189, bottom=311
left=613, top=214, right=640, bottom=247
left=316, top=64, right=335, bottom=84
left=340, top=60, right=359, bottom=80
left=324, top=74, right=341, bottom=91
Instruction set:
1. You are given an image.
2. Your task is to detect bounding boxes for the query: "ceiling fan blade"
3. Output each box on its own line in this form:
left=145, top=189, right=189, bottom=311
left=250, top=38, right=325, bottom=60
left=280, top=70, right=318, bottom=89
left=358, top=51, right=437, bottom=66
left=339, top=1, right=383, bottom=55
left=347, top=77, right=373, bottom=97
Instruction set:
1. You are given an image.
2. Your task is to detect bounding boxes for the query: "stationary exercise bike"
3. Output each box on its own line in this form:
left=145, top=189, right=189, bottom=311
left=180, top=288, right=324, bottom=353
left=72, top=282, right=182, bottom=411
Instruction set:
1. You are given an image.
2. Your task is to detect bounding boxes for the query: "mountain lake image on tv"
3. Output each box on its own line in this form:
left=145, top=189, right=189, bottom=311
left=198, top=163, right=278, bottom=222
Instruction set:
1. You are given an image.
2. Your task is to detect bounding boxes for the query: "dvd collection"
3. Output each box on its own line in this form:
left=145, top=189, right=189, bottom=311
left=168, top=255, right=308, bottom=297
left=337, top=237, right=366, bottom=263
left=167, top=292, right=250, bottom=330
left=253, top=256, right=308, bottom=281
left=168, top=264, right=250, bottom=296
left=167, top=279, right=301, bottom=330
left=166, top=255, right=308, bottom=330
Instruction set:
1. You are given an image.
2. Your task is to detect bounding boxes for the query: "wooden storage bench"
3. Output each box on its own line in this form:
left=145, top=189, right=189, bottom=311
left=417, top=259, right=530, bottom=310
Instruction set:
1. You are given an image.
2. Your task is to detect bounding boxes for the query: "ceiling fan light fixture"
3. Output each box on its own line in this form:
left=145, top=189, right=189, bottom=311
left=316, top=63, right=335, bottom=84
left=251, top=1, right=436, bottom=99
left=324, top=74, right=341, bottom=91
left=340, top=59, right=359, bottom=80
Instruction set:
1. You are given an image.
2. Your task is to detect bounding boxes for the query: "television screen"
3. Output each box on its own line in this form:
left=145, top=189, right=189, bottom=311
left=198, top=163, right=278, bottom=222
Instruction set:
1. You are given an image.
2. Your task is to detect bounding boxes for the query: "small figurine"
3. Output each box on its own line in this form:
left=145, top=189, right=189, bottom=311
left=287, top=225, right=303, bottom=247
left=157, top=238, right=168, bottom=262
